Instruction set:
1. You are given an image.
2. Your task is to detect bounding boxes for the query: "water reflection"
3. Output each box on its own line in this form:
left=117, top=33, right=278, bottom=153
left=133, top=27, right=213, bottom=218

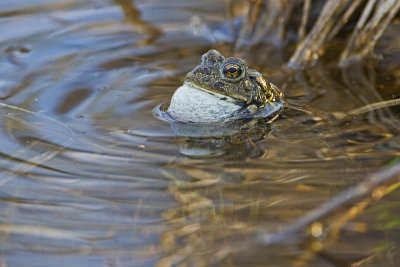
left=169, top=118, right=272, bottom=158
left=0, top=0, right=399, bottom=266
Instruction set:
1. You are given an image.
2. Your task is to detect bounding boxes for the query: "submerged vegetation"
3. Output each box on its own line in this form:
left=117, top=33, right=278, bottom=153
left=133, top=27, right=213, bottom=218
left=0, top=1, right=399, bottom=266
left=231, top=0, right=400, bottom=262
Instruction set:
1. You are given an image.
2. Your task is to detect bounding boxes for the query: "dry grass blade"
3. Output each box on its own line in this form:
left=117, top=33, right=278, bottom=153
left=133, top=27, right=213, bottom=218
left=347, top=98, right=400, bottom=116
left=339, top=0, right=400, bottom=65
left=259, top=161, right=400, bottom=246
left=297, top=0, right=311, bottom=41
left=235, top=0, right=295, bottom=50
left=238, top=0, right=399, bottom=67
left=288, top=0, right=352, bottom=68
left=327, top=0, right=364, bottom=41
left=294, top=177, right=400, bottom=266
left=0, top=224, right=83, bottom=241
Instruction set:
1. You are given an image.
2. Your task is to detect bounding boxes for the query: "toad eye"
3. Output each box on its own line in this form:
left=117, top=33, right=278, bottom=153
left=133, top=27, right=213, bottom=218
left=222, top=63, right=243, bottom=79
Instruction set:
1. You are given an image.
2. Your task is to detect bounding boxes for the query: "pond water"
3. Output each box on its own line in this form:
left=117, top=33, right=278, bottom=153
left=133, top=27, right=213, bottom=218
left=1, top=1, right=400, bottom=266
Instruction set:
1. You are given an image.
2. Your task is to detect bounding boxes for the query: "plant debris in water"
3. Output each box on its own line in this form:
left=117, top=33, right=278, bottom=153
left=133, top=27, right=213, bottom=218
left=0, top=0, right=399, bottom=266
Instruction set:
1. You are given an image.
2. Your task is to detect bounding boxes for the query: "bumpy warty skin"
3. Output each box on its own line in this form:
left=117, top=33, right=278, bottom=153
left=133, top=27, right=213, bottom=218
left=167, top=49, right=283, bottom=123
left=185, top=49, right=276, bottom=107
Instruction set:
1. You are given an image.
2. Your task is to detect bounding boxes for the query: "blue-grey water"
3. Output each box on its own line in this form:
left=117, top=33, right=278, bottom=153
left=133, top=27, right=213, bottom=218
left=0, top=1, right=399, bottom=266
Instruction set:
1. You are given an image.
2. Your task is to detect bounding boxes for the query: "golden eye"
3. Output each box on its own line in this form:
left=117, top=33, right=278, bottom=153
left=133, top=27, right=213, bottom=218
left=222, top=63, right=243, bottom=79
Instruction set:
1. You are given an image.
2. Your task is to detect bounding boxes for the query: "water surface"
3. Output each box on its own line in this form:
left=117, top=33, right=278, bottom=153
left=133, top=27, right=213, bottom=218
left=1, top=1, right=399, bottom=266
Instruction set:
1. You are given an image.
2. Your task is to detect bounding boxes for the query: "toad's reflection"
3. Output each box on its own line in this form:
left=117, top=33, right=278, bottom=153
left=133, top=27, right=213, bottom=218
left=157, top=49, right=284, bottom=158
left=170, top=117, right=273, bottom=158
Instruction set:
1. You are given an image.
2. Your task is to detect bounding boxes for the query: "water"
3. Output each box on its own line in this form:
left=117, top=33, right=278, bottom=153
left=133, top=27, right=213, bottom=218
left=1, top=1, right=399, bottom=266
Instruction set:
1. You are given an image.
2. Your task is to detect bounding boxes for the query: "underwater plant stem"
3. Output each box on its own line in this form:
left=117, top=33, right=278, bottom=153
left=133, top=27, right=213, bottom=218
left=259, top=161, right=400, bottom=245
